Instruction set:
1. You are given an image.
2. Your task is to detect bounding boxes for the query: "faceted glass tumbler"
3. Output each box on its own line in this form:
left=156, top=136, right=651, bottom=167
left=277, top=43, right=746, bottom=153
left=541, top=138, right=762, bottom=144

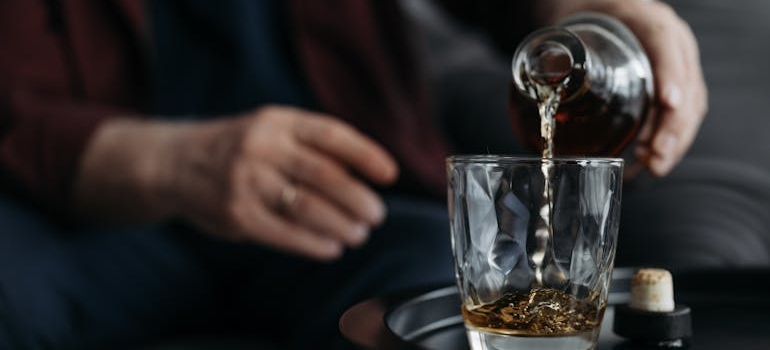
left=447, top=155, right=623, bottom=350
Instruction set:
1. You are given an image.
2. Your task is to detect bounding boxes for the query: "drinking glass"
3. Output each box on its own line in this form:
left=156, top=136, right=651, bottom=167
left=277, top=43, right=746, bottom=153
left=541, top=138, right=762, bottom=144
left=447, top=155, right=623, bottom=350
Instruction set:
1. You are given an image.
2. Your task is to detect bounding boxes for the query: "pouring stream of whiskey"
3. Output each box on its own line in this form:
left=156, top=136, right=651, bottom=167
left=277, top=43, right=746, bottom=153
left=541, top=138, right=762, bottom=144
left=532, top=84, right=561, bottom=287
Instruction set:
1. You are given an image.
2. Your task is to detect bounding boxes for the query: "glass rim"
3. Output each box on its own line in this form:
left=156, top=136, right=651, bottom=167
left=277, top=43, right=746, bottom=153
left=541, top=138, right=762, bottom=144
left=446, top=154, right=624, bottom=166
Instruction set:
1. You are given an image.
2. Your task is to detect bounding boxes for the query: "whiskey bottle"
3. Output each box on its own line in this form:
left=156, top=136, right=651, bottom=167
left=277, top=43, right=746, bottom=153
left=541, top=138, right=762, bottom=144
left=509, top=12, right=654, bottom=157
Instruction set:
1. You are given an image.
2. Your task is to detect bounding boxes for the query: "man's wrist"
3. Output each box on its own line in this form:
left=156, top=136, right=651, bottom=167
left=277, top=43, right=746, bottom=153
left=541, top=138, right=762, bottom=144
left=73, top=118, right=188, bottom=222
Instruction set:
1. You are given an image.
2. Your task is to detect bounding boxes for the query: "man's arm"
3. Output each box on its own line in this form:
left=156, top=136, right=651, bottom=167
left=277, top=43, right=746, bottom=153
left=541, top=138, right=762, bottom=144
left=0, top=94, right=114, bottom=210
left=73, top=107, right=399, bottom=261
left=0, top=1, right=400, bottom=262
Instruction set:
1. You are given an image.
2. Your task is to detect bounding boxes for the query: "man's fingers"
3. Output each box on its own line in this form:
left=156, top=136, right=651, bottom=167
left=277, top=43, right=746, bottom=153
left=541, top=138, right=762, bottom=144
left=282, top=145, right=387, bottom=226
left=177, top=106, right=398, bottom=261
left=235, top=200, right=344, bottom=261
left=291, top=111, right=399, bottom=185
left=678, top=16, right=709, bottom=118
left=237, top=167, right=347, bottom=260
left=279, top=185, right=370, bottom=248
left=258, top=166, right=370, bottom=248
left=253, top=211, right=344, bottom=261
left=608, top=2, right=706, bottom=175
left=648, top=20, right=707, bottom=175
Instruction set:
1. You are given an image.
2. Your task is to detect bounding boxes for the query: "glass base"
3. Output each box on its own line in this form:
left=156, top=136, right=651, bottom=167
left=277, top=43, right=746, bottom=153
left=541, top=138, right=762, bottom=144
left=465, top=326, right=599, bottom=350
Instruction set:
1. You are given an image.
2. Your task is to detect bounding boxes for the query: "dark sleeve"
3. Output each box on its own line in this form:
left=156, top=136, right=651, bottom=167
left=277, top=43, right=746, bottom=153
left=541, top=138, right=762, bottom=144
left=0, top=1, right=146, bottom=212
left=0, top=94, right=124, bottom=209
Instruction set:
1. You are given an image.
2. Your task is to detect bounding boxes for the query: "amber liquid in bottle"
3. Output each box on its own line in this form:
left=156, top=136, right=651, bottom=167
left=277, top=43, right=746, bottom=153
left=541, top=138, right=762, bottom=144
left=509, top=80, right=650, bottom=158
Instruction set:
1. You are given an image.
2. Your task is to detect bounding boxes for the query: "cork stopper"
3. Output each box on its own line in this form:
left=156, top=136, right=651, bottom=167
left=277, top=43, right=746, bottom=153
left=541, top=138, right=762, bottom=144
left=630, top=268, right=675, bottom=312
left=613, top=268, right=692, bottom=347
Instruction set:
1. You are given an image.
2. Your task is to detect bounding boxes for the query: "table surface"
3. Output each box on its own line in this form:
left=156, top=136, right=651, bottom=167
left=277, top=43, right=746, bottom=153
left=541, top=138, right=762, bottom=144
left=340, top=268, right=770, bottom=350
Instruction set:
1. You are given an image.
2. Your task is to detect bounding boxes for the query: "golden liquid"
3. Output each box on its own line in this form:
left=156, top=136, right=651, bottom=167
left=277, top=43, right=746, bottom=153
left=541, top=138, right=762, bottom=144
left=532, top=85, right=561, bottom=286
left=462, top=288, right=604, bottom=336
left=537, top=85, right=560, bottom=159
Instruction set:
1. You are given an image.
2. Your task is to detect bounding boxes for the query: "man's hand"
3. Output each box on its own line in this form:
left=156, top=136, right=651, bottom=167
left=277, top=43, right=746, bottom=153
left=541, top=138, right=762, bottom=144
left=539, top=0, right=708, bottom=176
left=75, top=106, right=398, bottom=261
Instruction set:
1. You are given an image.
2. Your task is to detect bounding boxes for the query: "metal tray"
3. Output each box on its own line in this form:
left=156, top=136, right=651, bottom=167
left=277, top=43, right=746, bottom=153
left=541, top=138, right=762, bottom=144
left=339, top=268, right=770, bottom=349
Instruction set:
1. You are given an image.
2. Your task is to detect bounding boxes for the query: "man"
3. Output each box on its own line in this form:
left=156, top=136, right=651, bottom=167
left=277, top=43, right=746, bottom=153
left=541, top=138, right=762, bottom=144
left=0, top=0, right=706, bottom=348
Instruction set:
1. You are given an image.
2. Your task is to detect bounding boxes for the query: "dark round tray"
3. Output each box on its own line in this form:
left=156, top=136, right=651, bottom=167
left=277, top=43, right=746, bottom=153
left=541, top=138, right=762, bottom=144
left=340, top=268, right=770, bottom=349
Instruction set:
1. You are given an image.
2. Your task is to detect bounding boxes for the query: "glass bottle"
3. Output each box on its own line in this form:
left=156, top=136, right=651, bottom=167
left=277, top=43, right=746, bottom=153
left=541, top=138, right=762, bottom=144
left=509, top=12, right=654, bottom=157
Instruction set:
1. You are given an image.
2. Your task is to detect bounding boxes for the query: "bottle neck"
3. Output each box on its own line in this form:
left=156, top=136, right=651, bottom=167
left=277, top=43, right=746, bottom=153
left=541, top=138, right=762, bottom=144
left=512, top=28, right=599, bottom=104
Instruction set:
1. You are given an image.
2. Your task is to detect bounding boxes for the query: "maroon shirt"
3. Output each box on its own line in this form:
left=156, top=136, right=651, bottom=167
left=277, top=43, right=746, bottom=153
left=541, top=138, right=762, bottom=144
left=0, top=0, right=449, bottom=212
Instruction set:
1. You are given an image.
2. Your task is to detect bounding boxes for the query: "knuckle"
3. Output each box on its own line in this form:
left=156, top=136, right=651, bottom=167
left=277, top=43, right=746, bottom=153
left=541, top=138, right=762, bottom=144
left=315, top=118, right=352, bottom=146
left=242, top=107, right=292, bottom=151
left=677, top=17, right=693, bottom=35
left=243, top=122, right=268, bottom=150
left=312, top=121, right=338, bottom=143
left=262, top=107, right=288, bottom=125
left=657, top=2, right=676, bottom=16
left=638, top=2, right=677, bottom=35
left=324, top=123, right=349, bottom=144
left=252, top=105, right=281, bottom=121
left=649, top=0, right=677, bottom=20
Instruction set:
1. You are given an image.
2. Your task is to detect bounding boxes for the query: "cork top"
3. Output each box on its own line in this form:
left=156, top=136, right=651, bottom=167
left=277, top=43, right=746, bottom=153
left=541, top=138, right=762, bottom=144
left=632, top=268, right=673, bottom=286
left=630, top=268, right=675, bottom=312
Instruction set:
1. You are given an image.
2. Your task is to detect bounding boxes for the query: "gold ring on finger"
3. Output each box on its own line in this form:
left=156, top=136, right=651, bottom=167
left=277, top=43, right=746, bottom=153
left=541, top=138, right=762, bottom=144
left=279, top=184, right=299, bottom=213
